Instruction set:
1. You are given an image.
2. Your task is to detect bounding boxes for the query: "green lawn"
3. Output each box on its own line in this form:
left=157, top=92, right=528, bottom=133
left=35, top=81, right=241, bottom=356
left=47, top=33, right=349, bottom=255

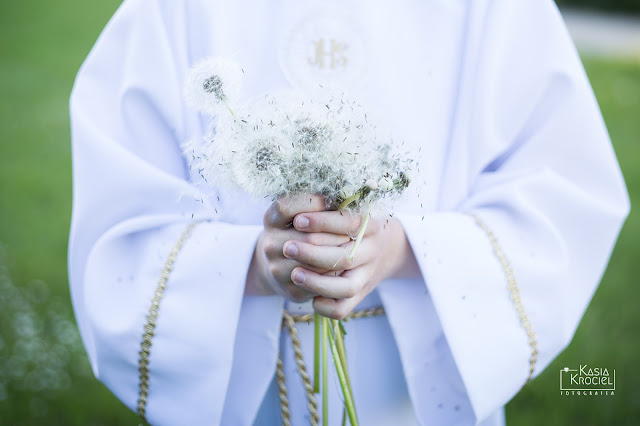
left=0, top=1, right=638, bottom=424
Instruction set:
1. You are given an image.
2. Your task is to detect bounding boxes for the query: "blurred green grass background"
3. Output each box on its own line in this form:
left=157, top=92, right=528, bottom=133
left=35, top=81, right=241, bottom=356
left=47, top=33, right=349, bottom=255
left=0, top=1, right=638, bottom=425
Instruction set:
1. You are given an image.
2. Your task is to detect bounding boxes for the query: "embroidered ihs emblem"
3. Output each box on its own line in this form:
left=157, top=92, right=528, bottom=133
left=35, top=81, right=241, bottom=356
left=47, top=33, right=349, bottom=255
left=279, top=10, right=368, bottom=91
left=308, top=38, right=349, bottom=70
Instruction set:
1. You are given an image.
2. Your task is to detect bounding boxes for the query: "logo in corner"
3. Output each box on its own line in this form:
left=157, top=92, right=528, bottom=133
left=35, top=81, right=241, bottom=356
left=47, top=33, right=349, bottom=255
left=560, top=365, right=615, bottom=396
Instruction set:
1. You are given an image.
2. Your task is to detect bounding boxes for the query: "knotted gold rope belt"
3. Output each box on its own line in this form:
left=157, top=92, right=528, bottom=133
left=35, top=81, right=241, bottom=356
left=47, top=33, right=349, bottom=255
left=277, top=307, right=385, bottom=426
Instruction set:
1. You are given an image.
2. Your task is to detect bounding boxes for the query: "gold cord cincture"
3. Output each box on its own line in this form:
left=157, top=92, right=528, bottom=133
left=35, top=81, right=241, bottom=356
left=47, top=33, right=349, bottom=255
left=277, top=308, right=385, bottom=426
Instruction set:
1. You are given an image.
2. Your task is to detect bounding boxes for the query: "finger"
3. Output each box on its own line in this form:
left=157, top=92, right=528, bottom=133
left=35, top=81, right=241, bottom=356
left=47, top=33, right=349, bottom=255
left=266, top=259, right=318, bottom=302
left=281, top=282, right=316, bottom=303
left=264, top=194, right=327, bottom=229
left=283, top=239, right=370, bottom=271
left=299, top=231, right=351, bottom=247
left=269, top=257, right=329, bottom=282
left=263, top=230, right=350, bottom=260
left=294, top=210, right=379, bottom=237
left=291, top=266, right=368, bottom=299
left=312, top=295, right=361, bottom=321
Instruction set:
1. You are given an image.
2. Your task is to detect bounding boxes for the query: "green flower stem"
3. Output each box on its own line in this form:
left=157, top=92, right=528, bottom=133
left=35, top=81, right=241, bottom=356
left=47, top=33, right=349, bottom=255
left=322, top=317, right=329, bottom=426
left=331, top=320, right=352, bottom=394
left=225, top=101, right=237, bottom=120
left=332, top=319, right=355, bottom=426
left=314, top=313, right=321, bottom=394
left=328, top=324, right=359, bottom=426
left=347, top=207, right=371, bottom=262
left=338, top=193, right=360, bottom=210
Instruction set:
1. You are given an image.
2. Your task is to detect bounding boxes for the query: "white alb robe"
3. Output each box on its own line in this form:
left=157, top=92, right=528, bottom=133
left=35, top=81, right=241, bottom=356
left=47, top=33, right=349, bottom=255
left=69, top=0, right=629, bottom=424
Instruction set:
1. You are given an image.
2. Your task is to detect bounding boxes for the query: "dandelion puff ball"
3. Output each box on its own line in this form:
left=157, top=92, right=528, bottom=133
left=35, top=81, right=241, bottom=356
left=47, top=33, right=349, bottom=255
left=184, top=57, right=244, bottom=116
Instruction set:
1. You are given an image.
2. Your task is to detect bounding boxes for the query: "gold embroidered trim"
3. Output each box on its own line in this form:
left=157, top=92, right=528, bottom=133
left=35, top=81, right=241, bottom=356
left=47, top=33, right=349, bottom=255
left=472, top=215, right=538, bottom=383
left=137, top=222, right=199, bottom=424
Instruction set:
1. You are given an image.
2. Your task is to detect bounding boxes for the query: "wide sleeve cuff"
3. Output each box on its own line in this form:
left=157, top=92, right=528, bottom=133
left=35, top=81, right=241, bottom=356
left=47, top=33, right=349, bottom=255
left=83, top=219, right=282, bottom=425
left=380, top=212, right=532, bottom=423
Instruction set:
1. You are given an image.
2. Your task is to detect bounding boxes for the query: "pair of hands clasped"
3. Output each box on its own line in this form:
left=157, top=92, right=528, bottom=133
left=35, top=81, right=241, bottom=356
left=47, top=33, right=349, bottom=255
left=247, top=194, right=419, bottom=320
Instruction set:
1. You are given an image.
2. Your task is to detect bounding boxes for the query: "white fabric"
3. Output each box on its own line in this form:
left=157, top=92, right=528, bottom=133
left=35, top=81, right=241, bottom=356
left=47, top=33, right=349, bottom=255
left=68, top=0, right=629, bottom=425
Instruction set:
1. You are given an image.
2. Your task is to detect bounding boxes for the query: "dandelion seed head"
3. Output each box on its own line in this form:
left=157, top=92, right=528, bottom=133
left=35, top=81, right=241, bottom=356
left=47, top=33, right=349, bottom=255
left=255, top=146, right=274, bottom=171
left=365, top=179, right=378, bottom=191
left=185, top=77, right=416, bottom=214
left=379, top=176, right=394, bottom=191
left=339, top=185, right=358, bottom=200
left=203, top=75, right=224, bottom=97
left=184, top=57, right=244, bottom=116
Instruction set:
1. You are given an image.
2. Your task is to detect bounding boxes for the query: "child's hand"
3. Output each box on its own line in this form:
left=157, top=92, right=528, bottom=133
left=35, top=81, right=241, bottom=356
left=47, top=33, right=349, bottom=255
left=285, top=211, right=421, bottom=319
left=247, top=194, right=351, bottom=302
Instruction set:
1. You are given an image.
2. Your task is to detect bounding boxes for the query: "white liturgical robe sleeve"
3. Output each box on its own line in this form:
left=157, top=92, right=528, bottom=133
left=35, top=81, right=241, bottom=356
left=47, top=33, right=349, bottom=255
left=69, top=1, right=285, bottom=425
left=377, top=0, right=629, bottom=423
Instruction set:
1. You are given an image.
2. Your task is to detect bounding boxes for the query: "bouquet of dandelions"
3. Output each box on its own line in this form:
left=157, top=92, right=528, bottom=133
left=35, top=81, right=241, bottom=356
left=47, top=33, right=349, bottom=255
left=184, top=57, right=413, bottom=426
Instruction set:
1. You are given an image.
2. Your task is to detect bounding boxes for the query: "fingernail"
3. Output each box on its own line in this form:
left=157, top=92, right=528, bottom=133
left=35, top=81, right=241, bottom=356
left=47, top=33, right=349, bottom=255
left=284, top=242, right=298, bottom=258
left=293, top=270, right=306, bottom=284
left=296, top=215, right=309, bottom=229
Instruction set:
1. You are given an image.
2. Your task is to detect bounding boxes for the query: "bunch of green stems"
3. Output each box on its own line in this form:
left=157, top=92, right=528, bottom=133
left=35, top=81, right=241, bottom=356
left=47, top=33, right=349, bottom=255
left=312, top=176, right=409, bottom=426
